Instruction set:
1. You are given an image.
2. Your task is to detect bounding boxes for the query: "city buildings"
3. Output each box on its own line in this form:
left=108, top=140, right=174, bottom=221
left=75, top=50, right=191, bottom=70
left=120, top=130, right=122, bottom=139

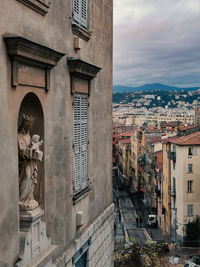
left=113, top=109, right=200, bottom=246
left=0, top=0, right=113, bottom=266
left=166, top=132, right=200, bottom=244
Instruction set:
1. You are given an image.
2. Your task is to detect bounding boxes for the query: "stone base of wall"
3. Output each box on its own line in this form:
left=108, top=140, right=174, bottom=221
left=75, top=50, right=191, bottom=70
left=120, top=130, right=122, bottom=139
left=54, top=203, right=114, bottom=267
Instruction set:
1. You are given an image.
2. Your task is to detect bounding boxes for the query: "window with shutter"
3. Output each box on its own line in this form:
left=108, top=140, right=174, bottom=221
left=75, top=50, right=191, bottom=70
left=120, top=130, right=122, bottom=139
left=73, top=94, right=88, bottom=194
left=72, top=0, right=88, bottom=29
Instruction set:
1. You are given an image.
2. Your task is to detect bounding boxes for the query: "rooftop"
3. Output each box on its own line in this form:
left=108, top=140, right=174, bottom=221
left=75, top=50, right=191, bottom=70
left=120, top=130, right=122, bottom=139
left=163, top=131, right=200, bottom=146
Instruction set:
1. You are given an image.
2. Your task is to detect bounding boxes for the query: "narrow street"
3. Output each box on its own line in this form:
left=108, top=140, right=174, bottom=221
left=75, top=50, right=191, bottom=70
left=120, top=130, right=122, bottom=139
left=114, top=183, right=171, bottom=245
left=114, top=188, right=150, bottom=244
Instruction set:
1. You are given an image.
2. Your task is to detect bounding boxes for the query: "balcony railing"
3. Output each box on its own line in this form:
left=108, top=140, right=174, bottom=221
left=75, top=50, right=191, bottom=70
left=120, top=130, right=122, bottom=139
left=168, top=186, right=176, bottom=197
left=167, top=151, right=176, bottom=161
left=155, top=186, right=161, bottom=197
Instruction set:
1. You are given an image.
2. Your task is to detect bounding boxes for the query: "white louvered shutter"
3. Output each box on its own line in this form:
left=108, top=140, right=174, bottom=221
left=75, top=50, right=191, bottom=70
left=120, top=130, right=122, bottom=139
left=72, top=0, right=88, bottom=29
left=73, top=94, right=88, bottom=194
left=80, top=0, right=88, bottom=29
left=72, top=0, right=80, bottom=25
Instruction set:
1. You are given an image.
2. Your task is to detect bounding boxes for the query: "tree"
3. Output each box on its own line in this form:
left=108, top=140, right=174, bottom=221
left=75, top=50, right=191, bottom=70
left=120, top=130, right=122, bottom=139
left=114, top=240, right=170, bottom=267
left=185, top=216, right=200, bottom=247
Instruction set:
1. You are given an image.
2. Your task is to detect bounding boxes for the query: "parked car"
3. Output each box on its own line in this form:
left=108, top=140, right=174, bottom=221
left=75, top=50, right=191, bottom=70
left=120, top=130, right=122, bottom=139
left=192, top=256, right=200, bottom=267
left=147, top=214, right=158, bottom=227
left=184, top=256, right=200, bottom=267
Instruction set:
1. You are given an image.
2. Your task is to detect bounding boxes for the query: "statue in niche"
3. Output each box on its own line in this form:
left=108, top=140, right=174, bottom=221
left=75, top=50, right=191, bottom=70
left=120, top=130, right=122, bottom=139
left=18, top=114, right=43, bottom=210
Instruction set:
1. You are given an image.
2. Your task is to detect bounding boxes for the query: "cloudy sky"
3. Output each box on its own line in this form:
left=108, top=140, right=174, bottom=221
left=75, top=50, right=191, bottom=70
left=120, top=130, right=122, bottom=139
left=113, top=0, right=200, bottom=87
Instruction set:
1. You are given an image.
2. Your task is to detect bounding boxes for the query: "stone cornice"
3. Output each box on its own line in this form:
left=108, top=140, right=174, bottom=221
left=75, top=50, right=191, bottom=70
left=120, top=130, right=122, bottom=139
left=68, top=58, right=101, bottom=80
left=4, top=36, right=65, bottom=69
left=4, top=36, right=65, bottom=91
left=17, top=0, right=50, bottom=16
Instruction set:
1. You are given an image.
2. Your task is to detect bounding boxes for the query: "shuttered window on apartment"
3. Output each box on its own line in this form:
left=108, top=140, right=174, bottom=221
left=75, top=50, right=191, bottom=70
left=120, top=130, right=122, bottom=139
left=72, top=0, right=88, bottom=29
left=73, top=94, right=88, bottom=194
left=187, top=204, right=193, bottom=216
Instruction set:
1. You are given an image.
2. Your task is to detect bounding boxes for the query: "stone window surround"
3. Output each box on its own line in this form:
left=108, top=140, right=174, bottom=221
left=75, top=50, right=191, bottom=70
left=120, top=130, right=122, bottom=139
left=187, top=180, right=193, bottom=193
left=187, top=204, right=193, bottom=216
left=188, top=163, right=193, bottom=173
left=68, top=58, right=101, bottom=95
left=4, top=36, right=65, bottom=91
left=16, top=0, right=50, bottom=16
left=68, top=58, right=101, bottom=203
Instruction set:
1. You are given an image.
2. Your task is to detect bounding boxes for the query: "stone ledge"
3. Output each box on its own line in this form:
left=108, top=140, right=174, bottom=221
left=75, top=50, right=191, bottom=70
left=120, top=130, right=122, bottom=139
left=73, top=186, right=90, bottom=204
left=72, top=24, right=91, bottom=41
left=26, top=245, right=57, bottom=267
left=17, top=0, right=50, bottom=16
left=68, top=58, right=101, bottom=81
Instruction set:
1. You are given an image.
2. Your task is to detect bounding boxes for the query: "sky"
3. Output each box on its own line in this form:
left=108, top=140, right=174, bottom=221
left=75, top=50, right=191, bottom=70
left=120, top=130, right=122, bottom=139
left=113, top=0, right=200, bottom=88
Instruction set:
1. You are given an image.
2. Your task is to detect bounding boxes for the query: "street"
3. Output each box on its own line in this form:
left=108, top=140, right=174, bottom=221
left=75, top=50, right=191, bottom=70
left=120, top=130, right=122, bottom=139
left=114, top=186, right=170, bottom=244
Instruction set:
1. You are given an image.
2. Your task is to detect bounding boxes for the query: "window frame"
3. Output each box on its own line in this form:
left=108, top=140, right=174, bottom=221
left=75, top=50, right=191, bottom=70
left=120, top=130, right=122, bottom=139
left=72, top=0, right=88, bottom=29
left=188, top=146, right=197, bottom=156
left=188, top=163, right=193, bottom=173
left=187, top=180, right=193, bottom=193
left=187, top=204, right=193, bottom=216
left=73, top=94, right=89, bottom=196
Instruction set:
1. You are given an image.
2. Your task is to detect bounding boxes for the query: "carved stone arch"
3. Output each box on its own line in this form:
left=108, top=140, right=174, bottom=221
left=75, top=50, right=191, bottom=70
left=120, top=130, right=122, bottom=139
left=18, top=92, right=44, bottom=209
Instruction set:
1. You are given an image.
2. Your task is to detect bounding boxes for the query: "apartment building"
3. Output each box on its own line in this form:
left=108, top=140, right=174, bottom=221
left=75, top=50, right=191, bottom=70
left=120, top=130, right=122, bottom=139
left=0, top=0, right=113, bottom=266
left=161, top=140, right=171, bottom=235
left=167, top=132, right=200, bottom=244
left=131, top=128, right=143, bottom=193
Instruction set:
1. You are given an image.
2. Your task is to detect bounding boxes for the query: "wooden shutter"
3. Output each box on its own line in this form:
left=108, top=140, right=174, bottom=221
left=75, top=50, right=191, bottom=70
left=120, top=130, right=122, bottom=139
left=80, top=0, right=88, bottom=29
left=73, top=94, right=88, bottom=193
left=72, top=0, right=88, bottom=29
left=73, top=0, right=80, bottom=24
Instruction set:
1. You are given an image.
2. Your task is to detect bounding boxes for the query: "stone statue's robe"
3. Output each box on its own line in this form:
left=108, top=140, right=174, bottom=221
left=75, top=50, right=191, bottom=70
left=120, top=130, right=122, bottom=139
left=18, top=132, right=42, bottom=209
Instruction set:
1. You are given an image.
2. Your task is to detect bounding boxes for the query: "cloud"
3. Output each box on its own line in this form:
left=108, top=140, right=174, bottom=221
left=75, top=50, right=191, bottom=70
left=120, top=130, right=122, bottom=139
left=113, top=0, right=200, bottom=87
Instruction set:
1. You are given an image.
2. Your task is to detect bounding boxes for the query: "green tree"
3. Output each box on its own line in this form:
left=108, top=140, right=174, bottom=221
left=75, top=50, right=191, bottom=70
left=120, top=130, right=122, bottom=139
left=185, top=216, right=200, bottom=247
left=114, top=240, right=170, bottom=267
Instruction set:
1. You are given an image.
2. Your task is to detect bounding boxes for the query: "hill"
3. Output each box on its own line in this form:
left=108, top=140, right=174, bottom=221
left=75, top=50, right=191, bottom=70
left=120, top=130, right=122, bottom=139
left=113, top=83, right=200, bottom=93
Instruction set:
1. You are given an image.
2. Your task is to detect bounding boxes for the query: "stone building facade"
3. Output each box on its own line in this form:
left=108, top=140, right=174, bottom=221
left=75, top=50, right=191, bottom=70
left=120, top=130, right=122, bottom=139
left=0, top=0, right=113, bottom=266
left=166, top=132, right=200, bottom=245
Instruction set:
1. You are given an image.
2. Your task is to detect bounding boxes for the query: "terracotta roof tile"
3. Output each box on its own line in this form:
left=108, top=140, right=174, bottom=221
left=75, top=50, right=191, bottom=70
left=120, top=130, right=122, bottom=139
left=166, top=131, right=200, bottom=145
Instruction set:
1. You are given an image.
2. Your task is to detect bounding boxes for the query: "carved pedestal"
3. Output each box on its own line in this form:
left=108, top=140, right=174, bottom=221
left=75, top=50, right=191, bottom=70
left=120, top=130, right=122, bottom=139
left=15, top=207, right=57, bottom=267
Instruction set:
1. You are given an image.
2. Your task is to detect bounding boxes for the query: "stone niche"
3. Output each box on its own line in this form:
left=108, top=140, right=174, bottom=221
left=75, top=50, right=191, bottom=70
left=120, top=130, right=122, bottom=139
left=68, top=58, right=101, bottom=95
left=15, top=94, right=57, bottom=267
left=4, top=36, right=65, bottom=91
left=18, top=93, right=44, bottom=209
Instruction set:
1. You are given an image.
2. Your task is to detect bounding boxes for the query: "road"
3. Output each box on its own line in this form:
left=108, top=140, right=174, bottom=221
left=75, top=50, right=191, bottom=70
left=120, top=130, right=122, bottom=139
left=114, top=188, right=149, bottom=244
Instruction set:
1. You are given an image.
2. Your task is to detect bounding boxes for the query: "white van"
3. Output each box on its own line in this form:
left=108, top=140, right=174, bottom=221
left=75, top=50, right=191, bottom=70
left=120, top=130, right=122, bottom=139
left=147, top=215, right=158, bottom=227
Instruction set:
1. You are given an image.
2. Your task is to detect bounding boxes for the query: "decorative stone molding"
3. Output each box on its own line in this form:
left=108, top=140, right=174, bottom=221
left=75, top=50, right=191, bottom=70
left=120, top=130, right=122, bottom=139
left=15, top=207, right=57, bottom=267
left=4, top=36, right=65, bottom=91
left=17, top=0, right=50, bottom=16
left=68, top=58, right=101, bottom=95
left=72, top=24, right=91, bottom=41
left=68, top=59, right=101, bottom=80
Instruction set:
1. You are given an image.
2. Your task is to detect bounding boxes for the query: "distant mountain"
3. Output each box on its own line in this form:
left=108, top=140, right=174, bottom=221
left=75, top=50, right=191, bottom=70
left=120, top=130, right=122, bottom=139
left=113, top=83, right=200, bottom=93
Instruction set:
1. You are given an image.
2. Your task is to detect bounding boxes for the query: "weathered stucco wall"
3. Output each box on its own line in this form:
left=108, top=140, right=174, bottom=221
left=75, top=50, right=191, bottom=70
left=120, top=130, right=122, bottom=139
left=0, top=0, right=113, bottom=265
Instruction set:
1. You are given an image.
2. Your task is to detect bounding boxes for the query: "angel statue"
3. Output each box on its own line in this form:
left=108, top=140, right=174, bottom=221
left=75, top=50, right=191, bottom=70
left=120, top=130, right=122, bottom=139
left=18, top=114, right=43, bottom=210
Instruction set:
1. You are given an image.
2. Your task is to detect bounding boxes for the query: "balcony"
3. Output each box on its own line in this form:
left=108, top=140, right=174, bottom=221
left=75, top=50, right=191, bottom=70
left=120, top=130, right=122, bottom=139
left=167, top=151, right=176, bottom=161
left=138, top=155, right=145, bottom=166
left=155, top=186, right=161, bottom=197
left=168, top=186, right=176, bottom=197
